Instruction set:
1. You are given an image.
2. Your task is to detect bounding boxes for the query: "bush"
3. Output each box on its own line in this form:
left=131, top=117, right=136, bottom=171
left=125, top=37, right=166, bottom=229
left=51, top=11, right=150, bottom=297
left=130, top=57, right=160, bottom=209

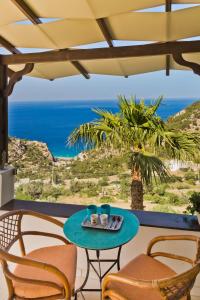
left=98, top=176, right=109, bottom=186
left=144, top=194, right=155, bottom=202
left=153, top=184, right=168, bottom=196
left=166, top=193, right=187, bottom=205
left=119, top=178, right=130, bottom=200
left=186, top=192, right=200, bottom=214
left=70, top=180, right=99, bottom=197
left=173, top=182, right=191, bottom=190
left=166, top=176, right=182, bottom=183
left=186, top=179, right=196, bottom=185
left=185, top=170, right=197, bottom=181
left=15, top=182, right=44, bottom=200
left=99, top=196, right=114, bottom=203
left=42, top=185, right=62, bottom=201
left=152, top=195, right=169, bottom=205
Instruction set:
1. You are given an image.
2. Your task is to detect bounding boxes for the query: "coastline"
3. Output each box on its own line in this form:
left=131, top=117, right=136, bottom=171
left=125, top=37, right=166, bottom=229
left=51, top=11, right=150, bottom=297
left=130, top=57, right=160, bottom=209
left=9, top=98, right=198, bottom=158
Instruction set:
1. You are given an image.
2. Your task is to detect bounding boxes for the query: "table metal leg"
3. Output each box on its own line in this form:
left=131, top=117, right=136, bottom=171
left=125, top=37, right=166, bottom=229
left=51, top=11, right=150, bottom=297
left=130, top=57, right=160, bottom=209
left=117, top=246, right=122, bottom=271
left=74, top=246, right=122, bottom=298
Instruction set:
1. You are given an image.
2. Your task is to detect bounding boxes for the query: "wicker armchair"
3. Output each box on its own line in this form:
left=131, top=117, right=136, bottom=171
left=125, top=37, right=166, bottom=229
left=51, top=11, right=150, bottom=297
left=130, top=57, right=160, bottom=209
left=0, top=210, right=77, bottom=300
left=102, top=235, right=200, bottom=300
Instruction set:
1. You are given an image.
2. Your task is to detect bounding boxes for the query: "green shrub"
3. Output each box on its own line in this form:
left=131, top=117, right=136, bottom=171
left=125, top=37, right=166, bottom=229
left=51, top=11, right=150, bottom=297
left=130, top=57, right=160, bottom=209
left=119, top=178, right=130, bottom=200
left=173, top=182, right=191, bottom=190
left=165, top=192, right=187, bottom=205
left=42, top=185, right=62, bottom=201
left=153, top=184, right=167, bottom=196
left=166, top=176, right=182, bottom=183
left=99, top=196, right=114, bottom=203
left=98, top=176, right=109, bottom=186
left=186, top=192, right=200, bottom=214
left=185, top=170, right=197, bottom=181
left=152, top=195, right=169, bottom=204
left=186, top=179, right=196, bottom=185
left=144, top=194, right=155, bottom=202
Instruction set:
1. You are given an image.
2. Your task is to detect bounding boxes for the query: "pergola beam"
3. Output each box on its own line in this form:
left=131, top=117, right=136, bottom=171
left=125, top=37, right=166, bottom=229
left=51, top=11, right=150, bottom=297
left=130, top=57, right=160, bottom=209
left=1, top=41, right=200, bottom=65
left=0, top=36, right=20, bottom=54
left=10, top=0, right=89, bottom=79
left=96, top=18, right=128, bottom=78
left=71, top=61, right=90, bottom=79
left=166, top=0, right=172, bottom=13
left=165, top=0, right=172, bottom=76
left=96, top=18, right=113, bottom=48
left=11, top=0, right=41, bottom=24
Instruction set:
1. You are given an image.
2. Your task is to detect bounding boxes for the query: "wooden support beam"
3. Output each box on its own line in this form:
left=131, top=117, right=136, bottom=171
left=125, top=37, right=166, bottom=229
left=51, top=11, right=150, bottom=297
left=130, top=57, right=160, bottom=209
left=166, top=55, right=171, bottom=76
left=0, top=36, right=20, bottom=54
left=172, top=53, right=200, bottom=76
left=96, top=19, right=128, bottom=78
left=165, top=0, right=172, bottom=12
left=11, top=0, right=41, bottom=24
left=5, top=63, right=34, bottom=97
left=0, top=64, right=8, bottom=165
left=96, top=18, right=113, bottom=47
left=1, top=41, right=200, bottom=66
left=11, top=0, right=90, bottom=79
left=71, top=61, right=90, bottom=79
left=165, top=0, right=172, bottom=76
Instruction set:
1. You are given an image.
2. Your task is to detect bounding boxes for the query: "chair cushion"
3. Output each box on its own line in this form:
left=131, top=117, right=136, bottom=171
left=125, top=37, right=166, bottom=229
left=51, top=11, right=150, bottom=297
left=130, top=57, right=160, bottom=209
left=13, top=244, right=77, bottom=299
left=108, top=254, right=186, bottom=300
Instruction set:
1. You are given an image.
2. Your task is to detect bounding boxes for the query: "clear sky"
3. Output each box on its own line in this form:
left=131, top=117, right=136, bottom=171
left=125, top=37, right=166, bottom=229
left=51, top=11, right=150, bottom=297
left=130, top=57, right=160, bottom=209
left=2, top=4, right=199, bottom=101
left=9, top=70, right=200, bottom=101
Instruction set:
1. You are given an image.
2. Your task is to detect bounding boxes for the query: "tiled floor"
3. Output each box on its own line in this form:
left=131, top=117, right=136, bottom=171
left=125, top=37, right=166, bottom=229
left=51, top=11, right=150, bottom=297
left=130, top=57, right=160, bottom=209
left=75, top=276, right=199, bottom=300
left=75, top=276, right=101, bottom=300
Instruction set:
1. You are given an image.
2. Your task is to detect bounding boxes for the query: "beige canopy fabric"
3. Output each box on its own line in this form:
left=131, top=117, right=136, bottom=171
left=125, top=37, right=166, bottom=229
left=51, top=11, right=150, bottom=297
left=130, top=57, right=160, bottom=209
left=0, top=0, right=200, bottom=79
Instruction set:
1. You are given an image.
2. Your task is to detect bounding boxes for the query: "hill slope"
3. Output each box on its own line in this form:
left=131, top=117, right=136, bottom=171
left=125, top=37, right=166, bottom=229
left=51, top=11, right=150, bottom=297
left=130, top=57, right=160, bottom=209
left=167, top=100, right=200, bottom=131
left=8, top=137, right=54, bottom=179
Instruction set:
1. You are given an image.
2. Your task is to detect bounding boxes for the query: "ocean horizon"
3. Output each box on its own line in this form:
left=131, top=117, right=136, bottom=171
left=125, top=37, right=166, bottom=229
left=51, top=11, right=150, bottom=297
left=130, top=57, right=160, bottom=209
left=8, top=98, right=199, bottom=158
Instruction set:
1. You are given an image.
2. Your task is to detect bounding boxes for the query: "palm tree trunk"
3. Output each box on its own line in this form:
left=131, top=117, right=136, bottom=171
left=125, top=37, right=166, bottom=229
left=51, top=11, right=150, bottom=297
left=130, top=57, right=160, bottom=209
left=131, top=169, right=144, bottom=210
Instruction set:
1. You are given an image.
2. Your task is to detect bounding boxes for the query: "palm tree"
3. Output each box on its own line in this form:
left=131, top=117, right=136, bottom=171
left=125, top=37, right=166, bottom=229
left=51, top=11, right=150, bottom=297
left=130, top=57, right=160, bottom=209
left=68, top=96, right=200, bottom=210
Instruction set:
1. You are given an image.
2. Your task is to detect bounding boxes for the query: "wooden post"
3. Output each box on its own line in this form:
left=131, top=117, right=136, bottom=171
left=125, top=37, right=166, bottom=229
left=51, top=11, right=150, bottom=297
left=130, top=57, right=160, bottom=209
left=165, top=0, right=172, bottom=76
left=0, top=64, right=8, bottom=166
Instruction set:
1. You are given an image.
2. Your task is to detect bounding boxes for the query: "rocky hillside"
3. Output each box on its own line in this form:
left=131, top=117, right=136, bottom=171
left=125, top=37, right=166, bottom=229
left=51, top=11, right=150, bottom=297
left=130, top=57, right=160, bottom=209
left=8, top=137, right=54, bottom=179
left=167, top=100, right=200, bottom=131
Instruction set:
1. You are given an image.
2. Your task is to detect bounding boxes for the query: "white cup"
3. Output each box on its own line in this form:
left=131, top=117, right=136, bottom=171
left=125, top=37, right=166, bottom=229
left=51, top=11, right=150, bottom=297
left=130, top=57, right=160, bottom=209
left=90, top=214, right=98, bottom=225
left=100, top=214, right=108, bottom=226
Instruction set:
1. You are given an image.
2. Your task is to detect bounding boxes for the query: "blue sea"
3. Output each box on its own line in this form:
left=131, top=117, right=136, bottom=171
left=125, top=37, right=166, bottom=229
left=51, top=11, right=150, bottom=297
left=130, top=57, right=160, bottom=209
left=8, top=98, right=198, bottom=158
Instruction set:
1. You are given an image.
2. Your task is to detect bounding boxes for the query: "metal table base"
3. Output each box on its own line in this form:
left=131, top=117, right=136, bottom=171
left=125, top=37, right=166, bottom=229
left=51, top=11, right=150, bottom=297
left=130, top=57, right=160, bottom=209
left=74, top=246, right=122, bottom=299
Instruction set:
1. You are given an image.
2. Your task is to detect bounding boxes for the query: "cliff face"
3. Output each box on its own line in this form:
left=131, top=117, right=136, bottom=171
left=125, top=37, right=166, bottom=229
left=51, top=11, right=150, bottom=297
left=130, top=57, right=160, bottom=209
left=8, top=137, right=54, bottom=179
left=167, top=100, right=200, bottom=131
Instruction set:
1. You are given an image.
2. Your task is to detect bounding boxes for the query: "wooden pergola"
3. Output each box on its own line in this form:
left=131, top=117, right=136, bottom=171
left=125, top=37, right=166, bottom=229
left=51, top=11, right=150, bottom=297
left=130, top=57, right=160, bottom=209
left=0, top=0, right=200, bottom=166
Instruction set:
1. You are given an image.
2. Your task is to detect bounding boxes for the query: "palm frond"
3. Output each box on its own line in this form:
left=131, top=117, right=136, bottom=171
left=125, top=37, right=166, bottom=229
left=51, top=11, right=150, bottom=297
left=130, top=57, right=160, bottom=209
left=131, top=152, right=170, bottom=186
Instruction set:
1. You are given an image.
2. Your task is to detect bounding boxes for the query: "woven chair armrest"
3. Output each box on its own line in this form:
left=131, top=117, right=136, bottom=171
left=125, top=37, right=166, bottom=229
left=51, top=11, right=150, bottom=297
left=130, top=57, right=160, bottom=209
left=1, top=251, right=71, bottom=299
left=21, top=209, right=65, bottom=228
left=147, top=235, right=199, bottom=257
left=103, top=273, right=153, bottom=290
left=21, top=231, right=69, bottom=244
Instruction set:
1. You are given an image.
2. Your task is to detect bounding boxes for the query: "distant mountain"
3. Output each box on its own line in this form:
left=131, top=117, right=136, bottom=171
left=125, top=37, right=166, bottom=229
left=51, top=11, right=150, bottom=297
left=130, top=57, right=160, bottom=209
left=167, top=100, right=200, bottom=131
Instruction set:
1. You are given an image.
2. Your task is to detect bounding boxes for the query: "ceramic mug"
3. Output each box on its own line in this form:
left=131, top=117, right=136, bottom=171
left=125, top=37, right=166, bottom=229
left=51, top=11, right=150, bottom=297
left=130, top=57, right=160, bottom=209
left=100, top=204, right=111, bottom=216
left=90, top=214, right=98, bottom=225
left=87, top=205, right=97, bottom=217
left=100, top=214, right=108, bottom=226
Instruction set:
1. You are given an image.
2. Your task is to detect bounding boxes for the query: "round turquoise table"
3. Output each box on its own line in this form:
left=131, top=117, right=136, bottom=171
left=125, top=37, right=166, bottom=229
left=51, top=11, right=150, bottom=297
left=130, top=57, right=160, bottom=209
left=63, top=207, right=139, bottom=298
